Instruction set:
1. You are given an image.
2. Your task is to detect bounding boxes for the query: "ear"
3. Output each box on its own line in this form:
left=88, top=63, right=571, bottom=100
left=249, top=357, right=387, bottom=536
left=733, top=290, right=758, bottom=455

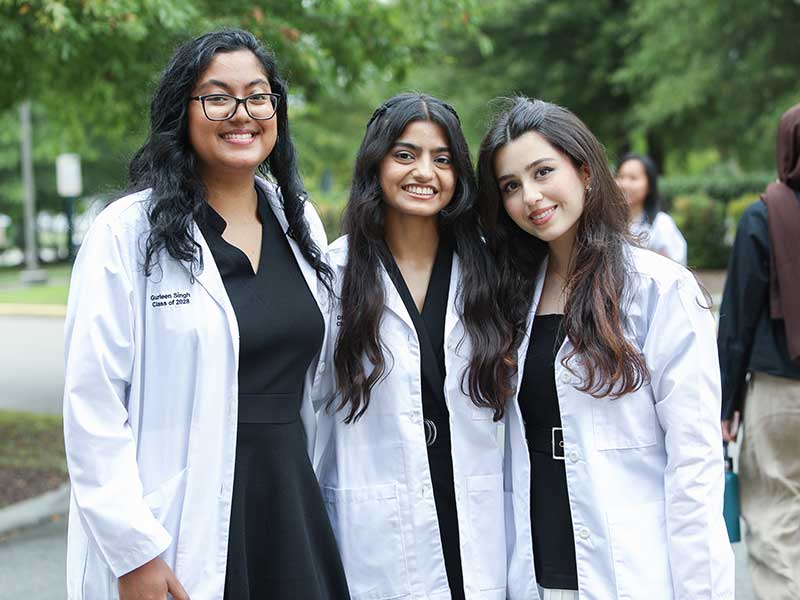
left=580, top=165, right=592, bottom=190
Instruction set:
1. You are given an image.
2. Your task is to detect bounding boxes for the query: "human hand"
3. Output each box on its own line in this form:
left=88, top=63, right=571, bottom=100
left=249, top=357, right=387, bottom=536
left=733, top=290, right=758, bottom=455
left=118, top=557, right=189, bottom=600
left=721, top=411, right=741, bottom=442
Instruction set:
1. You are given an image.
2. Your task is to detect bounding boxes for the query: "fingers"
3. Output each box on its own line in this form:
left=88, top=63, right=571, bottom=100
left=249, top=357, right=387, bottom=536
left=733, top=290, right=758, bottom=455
left=721, top=420, right=734, bottom=442
left=721, top=411, right=741, bottom=443
left=166, top=570, right=190, bottom=600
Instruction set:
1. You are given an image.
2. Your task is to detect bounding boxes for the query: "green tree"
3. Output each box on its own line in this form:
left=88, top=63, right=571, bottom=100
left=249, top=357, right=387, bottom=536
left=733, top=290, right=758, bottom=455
left=0, top=0, right=480, bottom=220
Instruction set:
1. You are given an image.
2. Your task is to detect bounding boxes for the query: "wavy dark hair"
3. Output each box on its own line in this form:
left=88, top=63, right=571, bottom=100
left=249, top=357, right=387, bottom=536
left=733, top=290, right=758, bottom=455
left=334, top=92, right=513, bottom=422
left=477, top=97, right=649, bottom=398
left=616, top=152, right=660, bottom=225
left=128, top=29, right=331, bottom=288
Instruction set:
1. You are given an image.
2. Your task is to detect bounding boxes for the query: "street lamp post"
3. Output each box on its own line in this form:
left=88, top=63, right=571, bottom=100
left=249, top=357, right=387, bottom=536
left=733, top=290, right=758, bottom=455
left=19, top=100, right=47, bottom=285
left=56, top=153, right=82, bottom=261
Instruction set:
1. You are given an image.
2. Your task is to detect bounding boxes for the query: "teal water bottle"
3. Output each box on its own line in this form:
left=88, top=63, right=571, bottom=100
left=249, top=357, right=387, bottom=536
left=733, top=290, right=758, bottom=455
left=723, top=443, right=741, bottom=543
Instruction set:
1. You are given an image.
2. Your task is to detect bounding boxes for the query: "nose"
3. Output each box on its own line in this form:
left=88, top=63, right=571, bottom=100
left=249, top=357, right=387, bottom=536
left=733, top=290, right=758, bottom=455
left=521, top=182, right=543, bottom=206
left=413, top=158, right=434, bottom=180
left=229, top=99, right=251, bottom=121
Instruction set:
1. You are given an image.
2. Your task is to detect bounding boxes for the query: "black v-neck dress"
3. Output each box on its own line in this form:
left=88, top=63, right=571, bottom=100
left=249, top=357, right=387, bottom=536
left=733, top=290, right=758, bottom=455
left=380, top=239, right=466, bottom=600
left=199, top=188, right=350, bottom=600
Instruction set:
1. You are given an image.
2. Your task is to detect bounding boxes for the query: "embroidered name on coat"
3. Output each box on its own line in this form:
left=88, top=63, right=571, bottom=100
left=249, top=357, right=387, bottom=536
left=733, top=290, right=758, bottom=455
left=150, top=291, right=191, bottom=308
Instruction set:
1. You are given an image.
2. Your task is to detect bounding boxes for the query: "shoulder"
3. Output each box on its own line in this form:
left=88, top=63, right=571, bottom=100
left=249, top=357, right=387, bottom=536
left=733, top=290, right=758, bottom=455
left=627, top=244, right=698, bottom=298
left=326, top=235, right=349, bottom=270
left=652, top=211, right=679, bottom=231
left=85, top=189, right=152, bottom=242
left=740, top=199, right=768, bottom=227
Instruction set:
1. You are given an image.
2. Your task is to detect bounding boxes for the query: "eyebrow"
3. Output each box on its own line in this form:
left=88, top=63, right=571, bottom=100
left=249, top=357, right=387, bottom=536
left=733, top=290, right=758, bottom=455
left=394, top=141, right=451, bottom=153
left=496, top=157, right=555, bottom=182
left=197, top=78, right=270, bottom=92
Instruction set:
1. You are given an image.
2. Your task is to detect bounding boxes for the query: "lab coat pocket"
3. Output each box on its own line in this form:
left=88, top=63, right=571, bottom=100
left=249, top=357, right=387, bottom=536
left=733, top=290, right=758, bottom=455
left=466, top=474, right=507, bottom=591
left=143, top=467, right=189, bottom=526
left=322, top=483, right=411, bottom=600
left=591, top=387, right=657, bottom=450
left=606, top=500, right=673, bottom=600
left=81, top=544, right=118, bottom=600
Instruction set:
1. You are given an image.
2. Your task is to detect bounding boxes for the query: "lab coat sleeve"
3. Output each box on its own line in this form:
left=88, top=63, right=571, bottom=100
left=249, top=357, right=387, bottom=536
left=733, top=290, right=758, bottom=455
left=644, top=274, right=731, bottom=598
left=63, top=217, right=172, bottom=577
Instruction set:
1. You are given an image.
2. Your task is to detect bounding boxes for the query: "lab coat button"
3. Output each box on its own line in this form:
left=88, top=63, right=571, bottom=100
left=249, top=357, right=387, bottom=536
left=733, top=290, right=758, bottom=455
left=569, top=451, right=579, bottom=463
left=560, top=373, right=571, bottom=385
left=318, top=361, right=326, bottom=373
left=421, top=485, right=430, bottom=499
left=578, top=527, right=590, bottom=540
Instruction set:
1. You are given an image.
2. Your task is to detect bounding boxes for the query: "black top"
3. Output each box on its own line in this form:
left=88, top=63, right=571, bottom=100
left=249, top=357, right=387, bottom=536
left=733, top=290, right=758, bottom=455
left=717, top=198, right=800, bottom=420
left=517, top=314, right=578, bottom=591
left=200, top=186, right=350, bottom=600
left=380, top=239, right=465, bottom=600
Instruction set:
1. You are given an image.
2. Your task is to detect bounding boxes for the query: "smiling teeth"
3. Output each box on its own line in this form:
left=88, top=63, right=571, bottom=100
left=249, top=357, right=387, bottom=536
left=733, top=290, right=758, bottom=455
left=531, top=207, right=556, bottom=221
left=405, top=185, right=435, bottom=195
left=222, top=133, right=254, bottom=140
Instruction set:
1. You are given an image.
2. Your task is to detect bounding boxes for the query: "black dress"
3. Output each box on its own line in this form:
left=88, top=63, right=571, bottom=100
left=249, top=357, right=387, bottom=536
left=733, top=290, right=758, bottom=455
left=199, top=188, right=350, bottom=600
left=380, top=239, right=466, bottom=600
left=517, top=314, right=578, bottom=591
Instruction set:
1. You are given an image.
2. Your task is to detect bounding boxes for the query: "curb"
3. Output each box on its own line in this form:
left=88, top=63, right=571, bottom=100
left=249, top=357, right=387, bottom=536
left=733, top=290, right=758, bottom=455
left=0, top=304, right=66, bottom=318
left=0, top=483, right=70, bottom=536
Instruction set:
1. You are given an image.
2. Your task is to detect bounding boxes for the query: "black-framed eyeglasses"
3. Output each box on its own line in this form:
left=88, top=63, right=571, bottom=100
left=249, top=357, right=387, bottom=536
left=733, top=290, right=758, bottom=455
left=190, top=93, right=280, bottom=121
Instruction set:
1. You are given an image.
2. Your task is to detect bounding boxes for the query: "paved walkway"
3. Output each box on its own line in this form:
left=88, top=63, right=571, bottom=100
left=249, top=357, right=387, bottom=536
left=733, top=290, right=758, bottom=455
left=0, top=315, right=64, bottom=414
left=0, top=516, right=756, bottom=598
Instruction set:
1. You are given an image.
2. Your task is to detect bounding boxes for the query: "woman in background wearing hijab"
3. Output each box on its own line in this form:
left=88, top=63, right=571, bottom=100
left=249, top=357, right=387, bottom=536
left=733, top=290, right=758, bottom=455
left=718, top=103, right=800, bottom=600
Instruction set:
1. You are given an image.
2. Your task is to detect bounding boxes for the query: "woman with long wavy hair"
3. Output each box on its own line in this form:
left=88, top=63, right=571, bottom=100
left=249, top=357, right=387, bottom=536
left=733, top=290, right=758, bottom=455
left=477, top=97, right=733, bottom=600
left=314, top=92, right=514, bottom=600
left=63, top=29, right=348, bottom=600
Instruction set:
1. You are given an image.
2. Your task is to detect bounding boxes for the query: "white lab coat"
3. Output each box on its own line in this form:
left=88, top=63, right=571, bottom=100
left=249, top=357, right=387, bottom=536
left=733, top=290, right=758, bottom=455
left=503, top=246, right=735, bottom=600
left=62, top=179, right=330, bottom=600
left=630, top=211, right=687, bottom=265
left=314, top=236, right=509, bottom=600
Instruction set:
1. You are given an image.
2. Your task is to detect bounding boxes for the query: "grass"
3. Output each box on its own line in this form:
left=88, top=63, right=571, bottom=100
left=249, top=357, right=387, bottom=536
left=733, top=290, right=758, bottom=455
left=0, top=263, right=72, bottom=305
left=0, top=263, right=72, bottom=286
left=0, top=410, right=66, bottom=473
left=0, top=284, right=70, bottom=305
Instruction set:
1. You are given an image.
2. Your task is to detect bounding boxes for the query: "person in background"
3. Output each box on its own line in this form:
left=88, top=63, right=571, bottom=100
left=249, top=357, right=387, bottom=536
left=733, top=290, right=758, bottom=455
left=315, top=93, right=516, bottom=599
left=62, top=29, right=348, bottom=600
left=718, top=103, right=800, bottom=600
left=615, top=153, right=687, bottom=265
left=478, top=97, right=733, bottom=600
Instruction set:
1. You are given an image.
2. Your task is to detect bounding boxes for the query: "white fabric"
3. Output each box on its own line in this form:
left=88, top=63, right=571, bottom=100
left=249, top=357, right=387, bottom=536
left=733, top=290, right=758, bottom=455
left=504, top=246, right=734, bottom=600
left=630, top=211, right=687, bottom=265
left=540, top=588, right=579, bottom=600
left=314, top=235, right=510, bottom=600
left=63, top=179, right=330, bottom=600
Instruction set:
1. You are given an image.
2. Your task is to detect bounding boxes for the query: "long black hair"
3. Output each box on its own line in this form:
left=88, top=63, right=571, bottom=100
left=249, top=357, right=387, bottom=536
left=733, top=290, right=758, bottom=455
left=616, top=152, right=660, bottom=225
left=129, top=29, right=332, bottom=288
left=478, top=98, right=648, bottom=399
left=334, top=92, right=513, bottom=422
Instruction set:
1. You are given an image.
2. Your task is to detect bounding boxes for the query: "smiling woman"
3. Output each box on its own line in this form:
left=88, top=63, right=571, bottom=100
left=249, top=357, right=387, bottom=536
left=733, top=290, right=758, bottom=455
left=477, top=97, right=734, bottom=600
left=314, top=93, right=516, bottom=599
left=62, top=29, right=348, bottom=600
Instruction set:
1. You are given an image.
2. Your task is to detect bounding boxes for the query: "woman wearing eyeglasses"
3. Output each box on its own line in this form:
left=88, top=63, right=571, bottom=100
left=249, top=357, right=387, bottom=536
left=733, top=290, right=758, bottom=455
left=63, top=30, right=349, bottom=600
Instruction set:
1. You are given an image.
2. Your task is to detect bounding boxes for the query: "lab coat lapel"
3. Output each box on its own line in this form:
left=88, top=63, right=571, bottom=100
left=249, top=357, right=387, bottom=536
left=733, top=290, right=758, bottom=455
left=516, top=257, right=549, bottom=371
left=444, top=252, right=461, bottom=348
left=380, top=265, right=416, bottom=333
